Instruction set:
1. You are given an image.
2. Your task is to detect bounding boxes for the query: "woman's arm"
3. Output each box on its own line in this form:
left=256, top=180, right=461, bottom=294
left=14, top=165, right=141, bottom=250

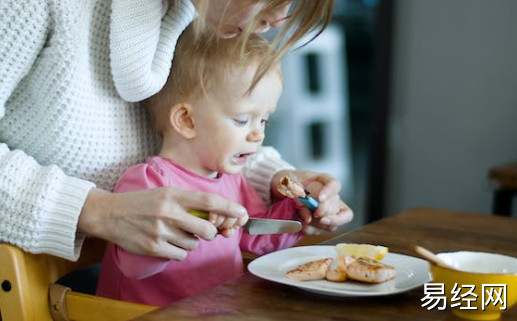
left=110, top=0, right=196, bottom=102
left=0, top=1, right=96, bottom=260
left=0, top=0, right=51, bottom=109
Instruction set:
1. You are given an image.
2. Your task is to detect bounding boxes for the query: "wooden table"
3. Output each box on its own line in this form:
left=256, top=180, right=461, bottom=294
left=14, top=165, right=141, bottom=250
left=131, top=208, right=517, bottom=321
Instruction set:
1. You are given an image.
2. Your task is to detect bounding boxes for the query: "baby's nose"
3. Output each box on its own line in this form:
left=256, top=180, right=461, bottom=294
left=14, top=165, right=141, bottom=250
left=247, top=127, right=265, bottom=142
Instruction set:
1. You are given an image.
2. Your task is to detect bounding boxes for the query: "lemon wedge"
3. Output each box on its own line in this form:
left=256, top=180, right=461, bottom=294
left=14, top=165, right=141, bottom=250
left=335, top=243, right=388, bottom=260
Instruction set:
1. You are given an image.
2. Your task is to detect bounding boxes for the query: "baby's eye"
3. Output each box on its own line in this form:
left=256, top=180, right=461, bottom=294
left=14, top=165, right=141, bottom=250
left=233, top=115, right=250, bottom=126
left=261, top=114, right=271, bottom=126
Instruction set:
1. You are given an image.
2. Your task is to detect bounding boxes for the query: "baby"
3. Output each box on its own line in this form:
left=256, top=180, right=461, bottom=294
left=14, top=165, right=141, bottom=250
left=97, top=24, right=340, bottom=306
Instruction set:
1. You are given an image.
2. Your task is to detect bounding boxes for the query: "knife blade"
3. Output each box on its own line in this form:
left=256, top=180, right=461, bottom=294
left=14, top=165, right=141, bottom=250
left=188, top=210, right=302, bottom=235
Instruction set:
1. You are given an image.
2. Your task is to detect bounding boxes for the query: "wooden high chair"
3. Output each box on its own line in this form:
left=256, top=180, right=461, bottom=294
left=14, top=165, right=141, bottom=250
left=0, top=238, right=157, bottom=321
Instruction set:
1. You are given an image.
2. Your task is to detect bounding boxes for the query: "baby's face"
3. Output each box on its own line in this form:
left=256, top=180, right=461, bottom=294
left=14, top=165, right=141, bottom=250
left=190, top=66, right=282, bottom=176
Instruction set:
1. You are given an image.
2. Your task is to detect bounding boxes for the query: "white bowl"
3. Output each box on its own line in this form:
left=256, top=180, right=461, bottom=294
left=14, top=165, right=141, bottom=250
left=438, top=251, right=517, bottom=274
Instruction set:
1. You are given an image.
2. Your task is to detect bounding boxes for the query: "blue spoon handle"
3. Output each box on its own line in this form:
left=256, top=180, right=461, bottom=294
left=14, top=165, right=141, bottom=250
left=297, top=196, right=319, bottom=211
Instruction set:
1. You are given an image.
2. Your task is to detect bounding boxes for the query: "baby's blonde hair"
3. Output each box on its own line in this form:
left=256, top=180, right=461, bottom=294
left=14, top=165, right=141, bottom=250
left=146, top=24, right=279, bottom=134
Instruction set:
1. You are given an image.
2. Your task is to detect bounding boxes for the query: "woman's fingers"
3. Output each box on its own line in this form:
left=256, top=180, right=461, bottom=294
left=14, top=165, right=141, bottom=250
left=180, top=189, right=248, bottom=219
left=161, top=221, right=200, bottom=252
left=164, top=208, right=217, bottom=242
left=80, top=187, right=249, bottom=260
left=160, top=188, right=248, bottom=239
left=154, top=227, right=198, bottom=261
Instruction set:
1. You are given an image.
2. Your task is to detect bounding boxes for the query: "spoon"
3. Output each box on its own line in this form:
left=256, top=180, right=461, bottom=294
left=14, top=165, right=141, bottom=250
left=414, top=245, right=455, bottom=269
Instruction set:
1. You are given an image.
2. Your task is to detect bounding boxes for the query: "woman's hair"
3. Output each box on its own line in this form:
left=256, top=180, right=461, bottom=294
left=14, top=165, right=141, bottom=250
left=145, top=24, right=280, bottom=134
left=193, top=0, right=335, bottom=91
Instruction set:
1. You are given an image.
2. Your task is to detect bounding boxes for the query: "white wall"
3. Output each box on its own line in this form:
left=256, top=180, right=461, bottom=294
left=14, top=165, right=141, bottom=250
left=386, top=0, right=517, bottom=216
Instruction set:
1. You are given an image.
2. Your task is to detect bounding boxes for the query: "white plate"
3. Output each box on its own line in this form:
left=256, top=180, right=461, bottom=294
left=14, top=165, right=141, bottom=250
left=248, top=245, right=431, bottom=297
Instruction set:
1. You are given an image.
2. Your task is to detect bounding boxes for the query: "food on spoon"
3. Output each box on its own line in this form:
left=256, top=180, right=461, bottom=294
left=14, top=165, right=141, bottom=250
left=276, top=176, right=307, bottom=199
left=344, top=256, right=396, bottom=283
left=286, top=257, right=334, bottom=281
left=335, top=243, right=388, bottom=260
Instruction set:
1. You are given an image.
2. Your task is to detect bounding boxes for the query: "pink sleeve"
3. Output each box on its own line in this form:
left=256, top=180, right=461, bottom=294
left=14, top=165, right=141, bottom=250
left=112, top=164, right=170, bottom=279
left=238, top=176, right=304, bottom=255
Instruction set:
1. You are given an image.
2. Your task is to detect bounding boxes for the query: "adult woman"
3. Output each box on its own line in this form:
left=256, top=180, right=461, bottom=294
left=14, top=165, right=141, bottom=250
left=0, top=0, right=352, bottom=262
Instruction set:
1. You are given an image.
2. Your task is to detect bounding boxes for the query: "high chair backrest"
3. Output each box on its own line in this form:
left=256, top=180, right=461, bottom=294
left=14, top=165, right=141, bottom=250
left=0, top=238, right=156, bottom=321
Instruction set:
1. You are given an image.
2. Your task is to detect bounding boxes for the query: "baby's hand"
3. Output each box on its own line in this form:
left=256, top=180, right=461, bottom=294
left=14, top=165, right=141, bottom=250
left=208, top=212, right=248, bottom=237
left=303, top=180, right=353, bottom=232
left=272, top=169, right=353, bottom=231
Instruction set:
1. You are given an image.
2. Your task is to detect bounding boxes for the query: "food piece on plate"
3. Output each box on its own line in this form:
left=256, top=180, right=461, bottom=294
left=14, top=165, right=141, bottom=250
left=336, top=254, right=355, bottom=273
left=335, top=243, right=388, bottom=260
left=286, top=257, right=334, bottom=281
left=325, top=268, right=347, bottom=282
left=276, top=176, right=307, bottom=199
left=345, top=257, right=396, bottom=283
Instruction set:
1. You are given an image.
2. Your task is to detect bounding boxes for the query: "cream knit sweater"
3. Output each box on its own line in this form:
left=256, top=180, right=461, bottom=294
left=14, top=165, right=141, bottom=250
left=0, top=0, right=293, bottom=261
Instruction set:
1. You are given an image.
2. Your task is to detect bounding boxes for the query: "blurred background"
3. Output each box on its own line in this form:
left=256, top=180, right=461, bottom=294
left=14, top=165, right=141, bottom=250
left=265, top=0, right=517, bottom=229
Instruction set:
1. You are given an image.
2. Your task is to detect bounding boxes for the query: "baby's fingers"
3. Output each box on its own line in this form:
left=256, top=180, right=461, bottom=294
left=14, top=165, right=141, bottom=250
left=220, top=217, right=238, bottom=230
left=220, top=227, right=236, bottom=238
left=208, top=213, right=225, bottom=227
left=314, top=194, right=340, bottom=219
left=297, top=207, right=312, bottom=224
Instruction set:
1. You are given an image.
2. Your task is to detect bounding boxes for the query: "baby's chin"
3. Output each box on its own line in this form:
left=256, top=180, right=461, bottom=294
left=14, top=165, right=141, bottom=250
left=216, top=163, right=246, bottom=176
left=220, top=166, right=244, bottom=175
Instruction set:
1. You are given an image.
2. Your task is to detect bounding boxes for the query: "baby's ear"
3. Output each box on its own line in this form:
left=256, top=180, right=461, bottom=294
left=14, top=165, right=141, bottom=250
left=169, top=103, right=196, bottom=139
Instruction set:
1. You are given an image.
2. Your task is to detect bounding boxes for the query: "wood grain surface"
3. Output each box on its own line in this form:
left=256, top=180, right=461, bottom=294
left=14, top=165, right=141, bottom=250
left=131, top=208, right=517, bottom=321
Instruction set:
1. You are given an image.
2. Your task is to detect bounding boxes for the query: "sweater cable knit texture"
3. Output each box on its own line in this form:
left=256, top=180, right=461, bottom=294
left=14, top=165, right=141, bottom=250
left=0, top=0, right=293, bottom=260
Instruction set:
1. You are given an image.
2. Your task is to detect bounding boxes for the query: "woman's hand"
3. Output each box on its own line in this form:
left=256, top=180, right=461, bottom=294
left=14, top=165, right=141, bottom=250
left=78, top=187, right=248, bottom=260
left=271, top=169, right=353, bottom=232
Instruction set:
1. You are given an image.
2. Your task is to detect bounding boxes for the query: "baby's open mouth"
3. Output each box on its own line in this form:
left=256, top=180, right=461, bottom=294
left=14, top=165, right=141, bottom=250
left=232, top=152, right=253, bottom=165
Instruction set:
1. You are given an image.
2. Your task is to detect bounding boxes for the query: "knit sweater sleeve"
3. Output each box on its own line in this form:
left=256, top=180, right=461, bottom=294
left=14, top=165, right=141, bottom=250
left=241, top=146, right=295, bottom=205
left=110, top=0, right=196, bottom=102
left=0, top=1, right=95, bottom=261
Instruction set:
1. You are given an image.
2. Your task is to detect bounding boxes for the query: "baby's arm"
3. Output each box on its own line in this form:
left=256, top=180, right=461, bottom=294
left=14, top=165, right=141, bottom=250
left=111, top=244, right=169, bottom=279
left=238, top=177, right=304, bottom=255
left=271, top=171, right=353, bottom=233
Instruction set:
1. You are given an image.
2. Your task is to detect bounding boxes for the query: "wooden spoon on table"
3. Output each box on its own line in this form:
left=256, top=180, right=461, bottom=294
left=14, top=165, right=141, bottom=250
left=414, top=245, right=455, bottom=270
